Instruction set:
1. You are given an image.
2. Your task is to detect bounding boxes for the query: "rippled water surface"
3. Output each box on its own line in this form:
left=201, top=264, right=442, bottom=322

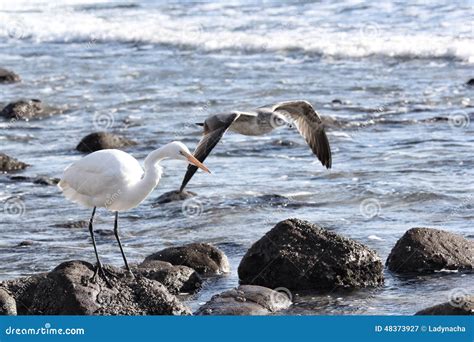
left=0, top=0, right=473, bottom=314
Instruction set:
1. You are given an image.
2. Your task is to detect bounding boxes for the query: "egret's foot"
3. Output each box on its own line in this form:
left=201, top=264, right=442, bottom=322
left=90, top=264, right=114, bottom=288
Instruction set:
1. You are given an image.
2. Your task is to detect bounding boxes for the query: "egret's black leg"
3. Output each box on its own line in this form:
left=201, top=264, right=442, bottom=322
left=114, top=211, right=134, bottom=277
left=88, top=207, right=112, bottom=287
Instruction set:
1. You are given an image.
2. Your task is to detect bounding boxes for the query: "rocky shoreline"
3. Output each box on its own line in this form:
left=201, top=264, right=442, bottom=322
left=0, top=219, right=472, bottom=316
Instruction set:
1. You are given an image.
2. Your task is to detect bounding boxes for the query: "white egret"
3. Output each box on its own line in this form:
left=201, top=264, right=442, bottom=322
left=58, top=141, right=210, bottom=285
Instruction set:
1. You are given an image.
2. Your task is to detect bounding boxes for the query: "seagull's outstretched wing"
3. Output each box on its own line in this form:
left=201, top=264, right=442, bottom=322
left=271, top=100, right=332, bottom=169
left=179, top=112, right=240, bottom=191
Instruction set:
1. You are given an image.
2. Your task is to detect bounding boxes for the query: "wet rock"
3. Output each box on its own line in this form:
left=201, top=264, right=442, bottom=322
left=238, top=218, right=384, bottom=290
left=0, top=99, right=58, bottom=120
left=2, top=261, right=190, bottom=315
left=0, top=68, right=20, bottom=83
left=271, top=139, right=298, bottom=147
left=50, top=220, right=89, bottom=229
left=17, top=240, right=34, bottom=247
left=255, top=194, right=291, bottom=206
left=76, top=132, right=137, bottom=153
left=416, top=295, right=473, bottom=315
left=467, top=79, right=474, bottom=86
left=0, top=288, right=17, bottom=315
left=386, top=228, right=474, bottom=274
left=0, top=153, right=29, bottom=172
left=331, top=99, right=343, bottom=104
left=145, top=243, right=230, bottom=276
left=195, top=285, right=291, bottom=315
left=154, top=190, right=197, bottom=205
left=2, top=273, right=47, bottom=314
left=8, top=175, right=59, bottom=186
left=136, top=260, right=202, bottom=295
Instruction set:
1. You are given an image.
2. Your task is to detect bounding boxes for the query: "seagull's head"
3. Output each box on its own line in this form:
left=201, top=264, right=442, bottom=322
left=269, top=112, right=292, bottom=129
left=168, top=141, right=211, bottom=173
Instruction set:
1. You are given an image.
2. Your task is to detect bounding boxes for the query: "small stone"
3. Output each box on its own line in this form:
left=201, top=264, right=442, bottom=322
left=76, top=132, right=137, bottom=153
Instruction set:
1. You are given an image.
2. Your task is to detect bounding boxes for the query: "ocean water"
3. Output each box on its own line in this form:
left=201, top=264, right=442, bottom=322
left=0, top=0, right=473, bottom=315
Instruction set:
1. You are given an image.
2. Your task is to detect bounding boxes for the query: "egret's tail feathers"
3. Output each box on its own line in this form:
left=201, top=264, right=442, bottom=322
left=59, top=181, right=95, bottom=208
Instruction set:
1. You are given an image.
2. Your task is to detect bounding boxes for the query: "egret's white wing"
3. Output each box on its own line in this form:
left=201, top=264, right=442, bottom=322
left=59, top=149, right=143, bottom=199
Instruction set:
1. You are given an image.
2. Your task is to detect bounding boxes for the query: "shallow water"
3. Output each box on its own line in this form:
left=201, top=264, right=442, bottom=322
left=0, top=0, right=473, bottom=315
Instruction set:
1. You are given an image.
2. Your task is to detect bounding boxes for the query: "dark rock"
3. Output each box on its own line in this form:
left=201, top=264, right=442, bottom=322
left=416, top=295, right=473, bottom=315
left=271, top=139, right=297, bottom=147
left=2, top=273, right=47, bottom=314
left=386, top=228, right=474, bottom=274
left=154, top=190, right=197, bottom=205
left=0, top=99, right=57, bottom=120
left=0, top=288, right=17, bottom=315
left=2, top=261, right=190, bottom=315
left=467, top=79, right=474, bottom=86
left=76, top=132, right=137, bottom=153
left=8, top=175, right=59, bottom=186
left=195, top=285, right=291, bottom=315
left=17, top=240, right=34, bottom=247
left=136, top=260, right=202, bottom=294
left=0, top=153, right=29, bottom=172
left=145, top=243, right=230, bottom=276
left=238, top=218, right=384, bottom=290
left=0, top=68, right=20, bottom=83
left=50, top=220, right=89, bottom=229
left=331, top=99, right=343, bottom=104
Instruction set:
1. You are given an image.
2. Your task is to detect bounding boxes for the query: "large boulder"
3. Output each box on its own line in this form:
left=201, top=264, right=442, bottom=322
left=136, top=260, right=202, bottom=295
left=0, top=68, right=20, bottom=83
left=416, top=295, right=473, bottom=315
left=0, top=153, right=29, bottom=172
left=195, top=285, right=291, bottom=315
left=386, top=228, right=474, bottom=274
left=154, top=190, right=197, bottom=205
left=145, top=243, right=230, bottom=276
left=76, top=132, right=137, bottom=153
left=1, top=260, right=190, bottom=315
left=0, top=99, right=59, bottom=120
left=238, top=218, right=384, bottom=290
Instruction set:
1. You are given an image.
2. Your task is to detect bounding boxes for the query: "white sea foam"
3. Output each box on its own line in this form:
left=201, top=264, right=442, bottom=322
left=0, top=1, right=472, bottom=62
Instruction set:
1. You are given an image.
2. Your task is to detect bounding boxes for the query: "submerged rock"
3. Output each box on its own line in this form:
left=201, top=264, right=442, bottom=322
left=1, top=261, right=190, bottom=315
left=136, top=260, right=202, bottom=295
left=0, top=288, right=17, bottom=315
left=50, top=220, right=89, bottom=229
left=145, top=243, right=230, bottom=276
left=0, top=153, right=29, bottom=172
left=195, top=285, right=291, bottom=315
left=154, top=190, right=197, bottom=205
left=238, top=218, right=384, bottom=290
left=467, top=79, right=474, bottom=86
left=0, top=99, right=58, bottom=120
left=9, top=175, right=59, bottom=186
left=76, top=132, right=137, bottom=153
left=0, top=68, right=20, bottom=83
left=416, top=295, right=473, bottom=315
left=386, top=228, right=474, bottom=274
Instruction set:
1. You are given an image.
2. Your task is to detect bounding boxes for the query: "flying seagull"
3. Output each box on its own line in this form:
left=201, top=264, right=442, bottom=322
left=179, top=100, right=331, bottom=192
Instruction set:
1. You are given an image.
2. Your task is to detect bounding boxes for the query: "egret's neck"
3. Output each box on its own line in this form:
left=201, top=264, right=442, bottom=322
left=123, top=147, right=169, bottom=209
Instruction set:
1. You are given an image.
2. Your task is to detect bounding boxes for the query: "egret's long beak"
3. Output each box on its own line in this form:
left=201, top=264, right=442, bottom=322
left=182, top=151, right=211, bottom=173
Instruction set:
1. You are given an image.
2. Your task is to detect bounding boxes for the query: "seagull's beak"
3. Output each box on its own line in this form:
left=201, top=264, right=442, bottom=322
left=182, top=151, right=211, bottom=173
